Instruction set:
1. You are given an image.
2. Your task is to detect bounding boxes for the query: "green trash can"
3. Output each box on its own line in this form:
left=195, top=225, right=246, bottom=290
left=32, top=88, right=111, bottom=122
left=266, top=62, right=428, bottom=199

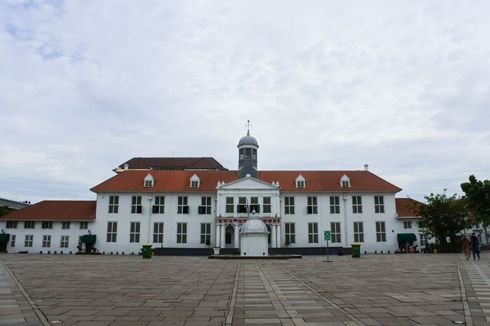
left=351, top=243, right=361, bottom=258
left=142, top=244, right=152, bottom=259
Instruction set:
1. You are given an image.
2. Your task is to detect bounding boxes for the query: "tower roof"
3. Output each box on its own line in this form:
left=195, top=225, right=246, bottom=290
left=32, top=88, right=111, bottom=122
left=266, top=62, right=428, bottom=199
left=238, top=135, right=258, bottom=147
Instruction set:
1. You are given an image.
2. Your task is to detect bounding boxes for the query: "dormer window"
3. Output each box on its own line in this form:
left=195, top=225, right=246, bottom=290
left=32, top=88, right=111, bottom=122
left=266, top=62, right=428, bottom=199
left=144, top=174, right=154, bottom=187
left=190, top=174, right=200, bottom=188
left=295, top=175, right=306, bottom=188
left=340, top=174, right=351, bottom=188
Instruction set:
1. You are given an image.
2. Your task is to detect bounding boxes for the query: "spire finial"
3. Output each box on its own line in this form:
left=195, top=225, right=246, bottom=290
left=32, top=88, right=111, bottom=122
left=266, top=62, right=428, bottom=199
left=246, top=120, right=252, bottom=136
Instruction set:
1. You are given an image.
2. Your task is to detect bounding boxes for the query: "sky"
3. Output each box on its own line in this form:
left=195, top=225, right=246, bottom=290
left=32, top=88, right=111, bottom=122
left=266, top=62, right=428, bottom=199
left=1, top=0, right=489, bottom=204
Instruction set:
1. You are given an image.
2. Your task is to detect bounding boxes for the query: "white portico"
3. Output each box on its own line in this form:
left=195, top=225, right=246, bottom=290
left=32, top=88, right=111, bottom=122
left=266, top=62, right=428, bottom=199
left=215, top=176, right=281, bottom=250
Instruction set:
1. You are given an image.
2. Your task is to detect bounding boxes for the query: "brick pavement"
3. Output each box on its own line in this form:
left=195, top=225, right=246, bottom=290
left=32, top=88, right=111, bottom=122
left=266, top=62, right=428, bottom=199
left=0, top=253, right=489, bottom=325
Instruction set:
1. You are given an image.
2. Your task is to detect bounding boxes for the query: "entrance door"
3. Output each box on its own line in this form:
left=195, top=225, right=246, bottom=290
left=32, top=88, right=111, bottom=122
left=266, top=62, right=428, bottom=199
left=225, top=225, right=235, bottom=248
left=266, top=225, right=271, bottom=248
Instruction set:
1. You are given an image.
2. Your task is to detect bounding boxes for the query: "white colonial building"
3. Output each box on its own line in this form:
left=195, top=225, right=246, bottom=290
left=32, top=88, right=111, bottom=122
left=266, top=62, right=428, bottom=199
left=0, top=131, right=423, bottom=255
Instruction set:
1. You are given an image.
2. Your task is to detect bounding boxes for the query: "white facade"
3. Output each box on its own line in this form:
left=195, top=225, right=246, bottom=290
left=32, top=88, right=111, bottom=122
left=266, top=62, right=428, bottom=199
left=0, top=133, right=422, bottom=255
left=1, top=220, right=94, bottom=253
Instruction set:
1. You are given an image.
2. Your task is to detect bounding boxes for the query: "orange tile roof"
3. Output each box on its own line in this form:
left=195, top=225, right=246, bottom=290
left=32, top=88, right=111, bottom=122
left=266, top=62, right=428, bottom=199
left=396, top=198, right=423, bottom=218
left=91, top=170, right=401, bottom=193
left=0, top=200, right=96, bottom=221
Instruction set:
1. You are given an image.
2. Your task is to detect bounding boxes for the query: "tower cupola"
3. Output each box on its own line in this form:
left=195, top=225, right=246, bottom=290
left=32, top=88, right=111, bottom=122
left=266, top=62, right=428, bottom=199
left=238, top=120, right=259, bottom=178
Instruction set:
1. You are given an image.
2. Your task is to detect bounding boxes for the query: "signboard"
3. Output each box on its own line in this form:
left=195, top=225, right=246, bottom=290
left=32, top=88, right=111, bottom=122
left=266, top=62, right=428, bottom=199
left=324, top=231, right=331, bottom=241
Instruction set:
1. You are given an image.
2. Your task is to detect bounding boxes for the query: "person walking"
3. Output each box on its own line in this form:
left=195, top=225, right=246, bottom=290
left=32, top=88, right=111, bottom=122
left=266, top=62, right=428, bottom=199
left=463, top=235, right=471, bottom=260
left=470, top=233, right=480, bottom=260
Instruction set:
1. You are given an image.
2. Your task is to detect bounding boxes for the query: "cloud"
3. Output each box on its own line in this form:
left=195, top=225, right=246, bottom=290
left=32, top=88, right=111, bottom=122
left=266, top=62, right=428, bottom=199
left=1, top=0, right=490, bottom=203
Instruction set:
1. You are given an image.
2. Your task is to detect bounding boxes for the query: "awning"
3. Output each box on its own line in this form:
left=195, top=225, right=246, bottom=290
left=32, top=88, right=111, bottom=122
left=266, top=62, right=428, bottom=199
left=397, top=233, right=417, bottom=244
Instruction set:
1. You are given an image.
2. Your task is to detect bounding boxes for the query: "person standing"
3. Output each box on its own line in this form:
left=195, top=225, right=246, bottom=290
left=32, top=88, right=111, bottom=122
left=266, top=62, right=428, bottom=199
left=463, top=235, right=471, bottom=260
left=470, top=233, right=480, bottom=260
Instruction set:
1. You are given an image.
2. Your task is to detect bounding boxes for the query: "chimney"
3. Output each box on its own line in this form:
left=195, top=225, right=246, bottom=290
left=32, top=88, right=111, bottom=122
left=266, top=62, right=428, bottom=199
left=363, top=164, right=369, bottom=171
left=124, top=163, right=129, bottom=170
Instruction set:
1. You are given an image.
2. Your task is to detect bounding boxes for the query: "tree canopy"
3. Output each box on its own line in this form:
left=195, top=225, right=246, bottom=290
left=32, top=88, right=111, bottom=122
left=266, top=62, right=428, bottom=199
left=417, top=192, right=469, bottom=252
left=461, top=175, right=490, bottom=227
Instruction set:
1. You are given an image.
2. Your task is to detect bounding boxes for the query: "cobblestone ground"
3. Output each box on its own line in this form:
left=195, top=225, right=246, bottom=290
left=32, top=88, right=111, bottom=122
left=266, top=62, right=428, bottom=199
left=1, top=253, right=490, bottom=325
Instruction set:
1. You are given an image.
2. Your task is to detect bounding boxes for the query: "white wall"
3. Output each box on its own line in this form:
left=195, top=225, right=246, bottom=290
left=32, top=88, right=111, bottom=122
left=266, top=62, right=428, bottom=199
left=93, top=192, right=217, bottom=253
left=0, top=220, right=95, bottom=253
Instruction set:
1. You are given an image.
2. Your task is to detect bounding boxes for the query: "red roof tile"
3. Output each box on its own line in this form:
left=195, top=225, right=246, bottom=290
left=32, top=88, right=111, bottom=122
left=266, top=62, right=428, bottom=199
left=0, top=200, right=96, bottom=221
left=396, top=198, right=423, bottom=218
left=91, top=170, right=401, bottom=193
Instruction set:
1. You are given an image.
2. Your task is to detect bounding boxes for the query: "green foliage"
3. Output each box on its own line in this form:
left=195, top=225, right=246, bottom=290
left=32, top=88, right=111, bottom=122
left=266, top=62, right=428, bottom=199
left=0, top=206, right=12, bottom=217
left=461, top=175, right=490, bottom=226
left=417, top=192, right=469, bottom=252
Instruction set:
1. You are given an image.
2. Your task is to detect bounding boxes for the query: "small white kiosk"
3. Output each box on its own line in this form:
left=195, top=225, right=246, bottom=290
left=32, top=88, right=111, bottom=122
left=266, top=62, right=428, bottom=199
left=240, top=212, right=269, bottom=256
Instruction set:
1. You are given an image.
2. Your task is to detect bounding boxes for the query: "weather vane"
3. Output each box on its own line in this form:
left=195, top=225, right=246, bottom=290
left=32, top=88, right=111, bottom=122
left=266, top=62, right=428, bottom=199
left=245, top=120, right=252, bottom=136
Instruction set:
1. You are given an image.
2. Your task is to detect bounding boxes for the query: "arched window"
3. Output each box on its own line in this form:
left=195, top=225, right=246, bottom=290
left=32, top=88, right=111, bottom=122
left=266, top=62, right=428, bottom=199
left=190, top=174, right=200, bottom=188
left=144, top=173, right=154, bottom=187
left=295, top=174, right=306, bottom=188
left=340, top=174, right=351, bottom=188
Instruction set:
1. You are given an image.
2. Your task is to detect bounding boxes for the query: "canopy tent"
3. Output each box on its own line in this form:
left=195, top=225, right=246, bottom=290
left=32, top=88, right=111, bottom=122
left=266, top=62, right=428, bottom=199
left=397, top=233, right=417, bottom=246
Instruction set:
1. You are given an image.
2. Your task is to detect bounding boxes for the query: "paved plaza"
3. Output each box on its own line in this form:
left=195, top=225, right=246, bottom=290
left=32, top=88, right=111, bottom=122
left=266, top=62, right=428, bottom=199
left=1, top=253, right=490, bottom=326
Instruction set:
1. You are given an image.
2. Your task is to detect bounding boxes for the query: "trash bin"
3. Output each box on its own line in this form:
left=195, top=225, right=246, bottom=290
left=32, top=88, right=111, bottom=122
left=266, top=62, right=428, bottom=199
left=142, top=244, right=152, bottom=259
left=351, top=243, right=361, bottom=258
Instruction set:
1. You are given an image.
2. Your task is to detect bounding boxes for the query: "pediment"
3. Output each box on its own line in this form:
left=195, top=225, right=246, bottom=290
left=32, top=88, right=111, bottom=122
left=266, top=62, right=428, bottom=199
left=218, top=177, right=278, bottom=190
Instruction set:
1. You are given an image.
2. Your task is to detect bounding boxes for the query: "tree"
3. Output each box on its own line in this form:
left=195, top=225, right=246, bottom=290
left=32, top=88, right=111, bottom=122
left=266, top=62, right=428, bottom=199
left=417, top=192, right=469, bottom=252
left=461, top=175, right=490, bottom=242
left=0, top=206, right=12, bottom=217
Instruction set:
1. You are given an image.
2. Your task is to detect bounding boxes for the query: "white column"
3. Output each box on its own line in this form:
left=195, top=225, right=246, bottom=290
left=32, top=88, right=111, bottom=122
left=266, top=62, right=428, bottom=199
left=234, top=223, right=240, bottom=248
left=215, top=224, right=221, bottom=247
left=147, top=196, right=153, bottom=244
left=276, top=224, right=281, bottom=248
left=220, top=224, right=226, bottom=248
left=271, top=224, right=276, bottom=248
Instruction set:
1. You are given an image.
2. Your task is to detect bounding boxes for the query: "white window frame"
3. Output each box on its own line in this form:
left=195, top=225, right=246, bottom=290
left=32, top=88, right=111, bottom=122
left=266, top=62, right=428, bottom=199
left=308, top=222, right=318, bottom=243
left=285, top=197, right=295, bottom=215
left=352, top=196, right=363, bottom=214
left=330, top=196, right=340, bottom=214
left=330, top=222, right=341, bottom=243
left=131, top=196, right=142, bottom=214
left=404, top=221, right=412, bottom=229
left=200, top=223, right=211, bottom=245
left=62, top=222, right=70, bottom=229
left=42, top=235, right=51, bottom=248
left=79, top=221, right=88, bottom=229
left=177, top=222, right=187, bottom=244
left=10, top=234, right=16, bottom=247
left=153, top=222, right=164, bottom=243
left=307, top=196, right=318, bottom=214
left=6, top=221, right=17, bottom=229
left=60, top=235, right=69, bottom=248
left=189, top=174, right=200, bottom=188
left=376, top=221, right=386, bottom=242
left=109, top=196, right=119, bottom=214
left=24, top=221, right=35, bottom=229
left=285, top=223, right=295, bottom=244
left=199, top=197, right=212, bottom=215
left=225, top=197, right=234, bottom=213
left=177, top=196, right=189, bottom=214
left=107, top=222, right=117, bottom=243
left=152, top=196, right=165, bottom=214
left=374, top=196, right=385, bottom=214
left=25, top=235, right=33, bottom=247
left=353, top=222, right=364, bottom=243
left=130, top=222, right=141, bottom=243
left=42, top=221, right=53, bottom=229
left=262, top=197, right=271, bottom=214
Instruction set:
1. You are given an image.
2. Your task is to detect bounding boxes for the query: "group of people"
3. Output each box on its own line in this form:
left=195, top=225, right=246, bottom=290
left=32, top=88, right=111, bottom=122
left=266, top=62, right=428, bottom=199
left=463, top=233, right=481, bottom=260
